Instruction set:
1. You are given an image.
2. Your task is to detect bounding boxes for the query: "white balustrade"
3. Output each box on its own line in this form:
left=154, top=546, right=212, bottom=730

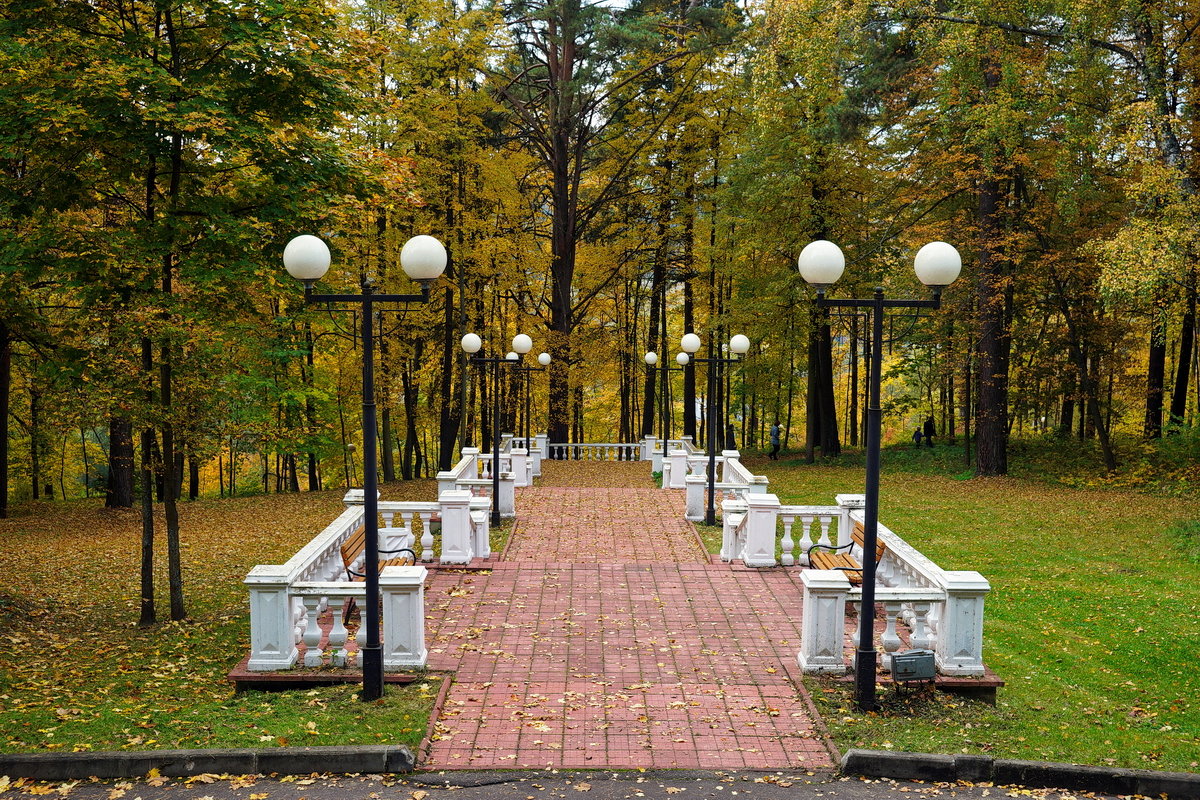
left=546, top=442, right=642, bottom=461
left=778, top=506, right=839, bottom=567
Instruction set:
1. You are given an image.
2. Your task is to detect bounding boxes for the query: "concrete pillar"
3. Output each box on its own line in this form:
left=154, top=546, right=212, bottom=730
left=798, top=570, right=851, bottom=674
left=936, top=571, right=990, bottom=676
left=245, top=565, right=299, bottom=671
left=498, top=472, right=516, bottom=518
left=438, top=490, right=473, bottom=564
left=684, top=475, right=705, bottom=522
left=835, top=493, right=866, bottom=547
left=380, top=566, right=428, bottom=668
left=510, top=448, right=529, bottom=487
left=743, top=493, right=781, bottom=567
left=470, top=497, right=492, bottom=558
left=668, top=450, right=689, bottom=489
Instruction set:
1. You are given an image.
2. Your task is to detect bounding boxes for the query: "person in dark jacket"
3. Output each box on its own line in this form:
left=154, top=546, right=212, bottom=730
left=923, top=415, right=936, bottom=447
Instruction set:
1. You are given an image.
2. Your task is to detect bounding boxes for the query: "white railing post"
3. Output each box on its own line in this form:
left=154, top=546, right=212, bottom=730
left=380, top=565, right=428, bottom=668
left=798, top=570, right=850, bottom=674
left=935, top=571, right=990, bottom=676
left=743, top=493, right=781, bottom=567
left=498, top=471, right=516, bottom=518
left=461, top=447, right=480, bottom=479
left=748, top=475, right=770, bottom=495
left=530, top=443, right=543, bottom=477
left=720, top=498, right=747, bottom=561
left=642, top=435, right=656, bottom=461
left=668, top=449, right=688, bottom=488
left=684, top=474, right=705, bottom=521
left=835, top=493, right=866, bottom=547
left=510, top=448, right=529, bottom=488
left=720, top=450, right=740, bottom=482
left=470, top=497, right=491, bottom=558
left=438, top=490, right=474, bottom=564
left=661, top=459, right=672, bottom=487
left=535, top=434, right=548, bottom=460
left=244, top=565, right=299, bottom=671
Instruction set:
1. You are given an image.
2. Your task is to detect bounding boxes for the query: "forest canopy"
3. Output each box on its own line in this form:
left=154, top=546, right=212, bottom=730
left=2, top=0, right=1199, bottom=523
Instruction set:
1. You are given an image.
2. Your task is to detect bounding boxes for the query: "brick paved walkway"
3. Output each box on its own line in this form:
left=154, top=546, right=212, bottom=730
left=423, top=462, right=835, bottom=771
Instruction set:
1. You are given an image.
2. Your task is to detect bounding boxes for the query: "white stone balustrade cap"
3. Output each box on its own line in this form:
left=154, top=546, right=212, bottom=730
left=801, top=570, right=853, bottom=591
left=942, top=570, right=991, bottom=592
left=380, top=565, right=428, bottom=585
left=744, top=493, right=781, bottom=509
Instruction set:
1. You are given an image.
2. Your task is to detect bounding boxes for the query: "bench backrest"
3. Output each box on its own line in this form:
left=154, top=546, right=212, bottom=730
left=339, top=524, right=367, bottom=567
left=850, top=521, right=886, bottom=563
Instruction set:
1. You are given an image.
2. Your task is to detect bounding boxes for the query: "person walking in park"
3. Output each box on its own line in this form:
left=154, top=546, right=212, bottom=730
left=923, top=415, right=936, bottom=447
left=769, top=421, right=782, bottom=460
left=912, top=428, right=923, bottom=448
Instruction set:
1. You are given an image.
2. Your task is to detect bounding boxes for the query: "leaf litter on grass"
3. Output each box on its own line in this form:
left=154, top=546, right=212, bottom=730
left=0, top=481, right=440, bottom=753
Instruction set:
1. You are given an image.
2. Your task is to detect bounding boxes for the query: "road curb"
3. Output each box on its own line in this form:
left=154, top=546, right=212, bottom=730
left=0, top=745, right=415, bottom=781
left=841, top=749, right=1200, bottom=799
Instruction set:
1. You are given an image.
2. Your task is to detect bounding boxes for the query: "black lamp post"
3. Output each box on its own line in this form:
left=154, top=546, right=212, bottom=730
left=461, top=332, right=535, bottom=525
left=515, top=352, right=552, bottom=447
left=643, top=351, right=691, bottom=448
left=283, top=232, right=447, bottom=702
left=676, top=332, right=750, bottom=526
left=798, top=238, right=961, bottom=712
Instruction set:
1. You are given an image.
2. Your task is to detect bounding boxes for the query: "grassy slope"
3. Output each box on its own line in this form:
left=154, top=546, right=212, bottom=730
left=752, top=448, right=1200, bottom=772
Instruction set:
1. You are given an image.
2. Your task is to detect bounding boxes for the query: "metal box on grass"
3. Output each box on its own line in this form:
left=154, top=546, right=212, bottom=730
left=891, top=649, right=936, bottom=681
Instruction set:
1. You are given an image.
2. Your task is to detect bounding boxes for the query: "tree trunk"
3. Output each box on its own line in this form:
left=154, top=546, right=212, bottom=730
left=682, top=279, right=696, bottom=440
left=1145, top=311, right=1167, bottom=437
left=0, top=321, right=8, bottom=518
left=139, top=336, right=156, bottom=627
left=1169, top=278, right=1196, bottom=426
left=30, top=388, right=42, bottom=500
left=105, top=417, right=135, bottom=508
left=304, top=322, right=321, bottom=491
left=974, top=178, right=1010, bottom=475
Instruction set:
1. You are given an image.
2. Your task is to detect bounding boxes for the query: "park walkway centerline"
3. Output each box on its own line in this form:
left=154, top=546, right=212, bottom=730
left=422, top=462, right=836, bottom=771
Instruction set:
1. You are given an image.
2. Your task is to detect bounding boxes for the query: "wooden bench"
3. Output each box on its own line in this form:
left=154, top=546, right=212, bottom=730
left=340, top=525, right=416, bottom=623
left=807, top=521, right=885, bottom=584
left=340, top=524, right=417, bottom=580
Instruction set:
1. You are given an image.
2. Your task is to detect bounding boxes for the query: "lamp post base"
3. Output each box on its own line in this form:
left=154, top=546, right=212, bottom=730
left=361, top=646, right=384, bottom=701
left=854, top=649, right=878, bottom=711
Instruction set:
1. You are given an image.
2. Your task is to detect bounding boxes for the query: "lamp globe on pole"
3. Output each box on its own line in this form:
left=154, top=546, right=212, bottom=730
left=913, top=241, right=962, bottom=288
left=644, top=352, right=658, bottom=366
left=399, top=235, right=448, bottom=286
left=676, top=352, right=690, bottom=366
left=797, top=239, right=845, bottom=291
left=283, top=235, right=331, bottom=285
left=680, top=333, right=701, bottom=354
left=461, top=332, right=482, bottom=355
left=512, top=333, right=533, bottom=355
left=729, top=334, right=750, bottom=355
left=538, top=352, right=552, bottom=366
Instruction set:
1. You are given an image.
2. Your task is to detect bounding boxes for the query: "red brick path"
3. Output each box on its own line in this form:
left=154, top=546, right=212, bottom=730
left=423, top=462, right=835, bottom=770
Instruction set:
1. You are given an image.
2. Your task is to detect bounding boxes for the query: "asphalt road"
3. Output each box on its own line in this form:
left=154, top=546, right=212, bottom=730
left=0, top=769, right=1130, bottom=799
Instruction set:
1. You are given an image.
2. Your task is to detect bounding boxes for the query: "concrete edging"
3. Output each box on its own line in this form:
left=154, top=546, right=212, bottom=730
left=842, top=749, right=1200, bottom=799
left=0, top=745, right=414, bottom=781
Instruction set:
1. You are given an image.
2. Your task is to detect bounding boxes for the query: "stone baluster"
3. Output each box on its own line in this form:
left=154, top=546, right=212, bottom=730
left=881, top=601, right=903, bottom=670
left=381, top=566, right=428, bottom=667
left=817, top=514, right=833, bottom=548
left=909, top=602, right=933, bottom=650
left=327, top=596, right=349, bottom=666
left=780, top=514, right=796, bottom=567
left=302, top=596, right=324, bottom=667
left=797, top=570, right=850, bottom=674
left=420, top=509, right=435, bottom=562
left=797, top=515, right=815, bottom=565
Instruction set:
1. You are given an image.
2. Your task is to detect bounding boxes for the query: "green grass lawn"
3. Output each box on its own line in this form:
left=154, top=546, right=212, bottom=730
left=744, top=446, right=1200, bottom=772
left=0, top=482, right=454, bottom=754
